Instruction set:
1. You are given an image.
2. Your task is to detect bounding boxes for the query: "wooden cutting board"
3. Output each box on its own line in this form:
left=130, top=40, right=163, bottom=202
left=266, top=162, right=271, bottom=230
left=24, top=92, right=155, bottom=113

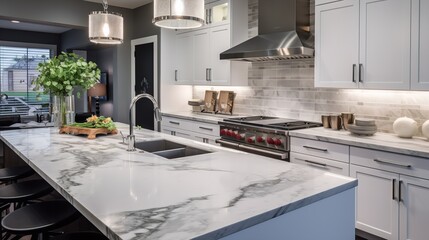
left=59, top=126, right=118, bottom=139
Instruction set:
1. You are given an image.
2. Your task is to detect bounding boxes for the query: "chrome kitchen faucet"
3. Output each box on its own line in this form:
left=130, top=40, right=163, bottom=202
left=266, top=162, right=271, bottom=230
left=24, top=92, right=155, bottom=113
left=127, top=93, right=162, bottom=151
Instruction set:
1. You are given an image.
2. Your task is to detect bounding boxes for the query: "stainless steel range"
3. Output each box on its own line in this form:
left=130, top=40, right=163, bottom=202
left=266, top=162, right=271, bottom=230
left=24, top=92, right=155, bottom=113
left=216, top=116, right=322, bottom=160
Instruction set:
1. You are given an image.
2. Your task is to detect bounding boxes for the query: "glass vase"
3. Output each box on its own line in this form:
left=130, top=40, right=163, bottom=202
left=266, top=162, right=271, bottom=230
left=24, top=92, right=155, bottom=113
left=51, top=95, right=75, bottom=128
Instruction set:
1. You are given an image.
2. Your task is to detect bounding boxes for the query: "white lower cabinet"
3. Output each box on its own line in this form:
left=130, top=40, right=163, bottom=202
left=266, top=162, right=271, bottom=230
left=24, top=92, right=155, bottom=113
left=351, top=146, right=429, bottom=240
left=350, top=165, right=399, bottom=240
left=290, top=152, right=349, bottom=176
left=290, top=136, right=349, bottom=176
left=399, top=175, right=429, bottom=240
left=161, top=116, right=220, bottom=145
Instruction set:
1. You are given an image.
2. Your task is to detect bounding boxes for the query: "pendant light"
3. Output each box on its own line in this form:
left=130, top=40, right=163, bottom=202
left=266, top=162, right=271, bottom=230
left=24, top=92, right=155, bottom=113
left=89, top=0, right=123, bottom=44
left=153, top=0, right=205, bottom=29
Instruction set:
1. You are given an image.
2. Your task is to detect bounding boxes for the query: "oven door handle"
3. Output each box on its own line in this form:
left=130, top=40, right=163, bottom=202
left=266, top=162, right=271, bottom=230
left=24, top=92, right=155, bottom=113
left=238, top=144, right=287, bottom=160
left=215, top=139, right=240, bottom=148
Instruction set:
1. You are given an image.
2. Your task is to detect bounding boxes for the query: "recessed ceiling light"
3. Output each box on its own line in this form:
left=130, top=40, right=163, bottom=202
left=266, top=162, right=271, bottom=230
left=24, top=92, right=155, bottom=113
left=11, top=20, right=20, bottom=24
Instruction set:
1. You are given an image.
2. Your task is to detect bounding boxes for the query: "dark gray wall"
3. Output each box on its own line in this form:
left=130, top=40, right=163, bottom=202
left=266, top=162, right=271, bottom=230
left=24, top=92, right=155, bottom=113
left=0, top=1, right=165, bottom=123
left=132, top=3, right=160, bottom=39
left=0, top=0, right=134, bottom=123
left=132, top=3, right=162, bottom=109
left=87, top=47, right=115, bottom=118
left=0, top=28, right=61, bottom=52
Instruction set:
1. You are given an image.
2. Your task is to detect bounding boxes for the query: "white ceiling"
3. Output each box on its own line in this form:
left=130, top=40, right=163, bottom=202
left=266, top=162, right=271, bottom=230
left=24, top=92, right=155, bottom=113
left=84, top=0, right=153, bottom=9
left=0, top=19, right=71, bottom=34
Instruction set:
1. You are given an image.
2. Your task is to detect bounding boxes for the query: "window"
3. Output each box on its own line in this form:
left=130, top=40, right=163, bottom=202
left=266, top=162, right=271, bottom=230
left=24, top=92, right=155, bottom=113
left=0, top=43, right=55, bottom=117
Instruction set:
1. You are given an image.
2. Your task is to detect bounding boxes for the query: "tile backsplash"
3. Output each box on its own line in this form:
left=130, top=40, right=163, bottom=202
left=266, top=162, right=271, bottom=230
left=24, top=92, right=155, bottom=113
left=193, top=0, right=429, bottom=134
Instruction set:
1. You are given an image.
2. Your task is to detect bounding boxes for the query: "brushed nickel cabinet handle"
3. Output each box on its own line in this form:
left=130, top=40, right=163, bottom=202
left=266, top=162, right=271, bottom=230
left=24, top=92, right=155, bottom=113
left=206, top=68, right=209, bottom=81
left=174, top=70, right=178, bottom=82
left=359, top=64, right=363, bottom=83
left=303, top=145, right=328, bottom=152
left=304, top=160, right=327, bottom=167
left=169, top=121, right=180, bottom=125
left=399, top=180, right=403, bottom=202
left=373, top=159, right=412, bottom=168
left=392, top=179, right=396, bottom=200
left=352, top=64, right=357, bottom=83
left=199, top=126, right=213, bottom=131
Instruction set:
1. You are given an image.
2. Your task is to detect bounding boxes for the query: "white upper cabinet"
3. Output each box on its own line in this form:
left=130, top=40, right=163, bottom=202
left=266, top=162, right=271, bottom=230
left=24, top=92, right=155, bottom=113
left=193, top=29, right=211, bottom=84
left=209, top=25, right=231, bottom=85
left=315, top=0, right=426, bottom=90
left=411, top=0, right=429, bottom=90
left=315, top=0, right=359, bottom=88
left=174, top=32, right=194, bottom=84
left=172, top=0, right=249, bottom=86
left=359, top=0, right=411, bottom=90
left=205, top=0, right=229, bottom=26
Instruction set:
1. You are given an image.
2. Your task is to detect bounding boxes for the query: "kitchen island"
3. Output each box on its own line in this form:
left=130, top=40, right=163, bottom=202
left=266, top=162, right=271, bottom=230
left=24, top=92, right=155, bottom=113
left=0, top=123, right=357, bottom=240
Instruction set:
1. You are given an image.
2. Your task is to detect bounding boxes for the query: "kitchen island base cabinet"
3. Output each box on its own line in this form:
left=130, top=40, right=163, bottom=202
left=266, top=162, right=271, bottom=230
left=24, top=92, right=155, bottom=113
left=220, top=188, right=355, bottom=240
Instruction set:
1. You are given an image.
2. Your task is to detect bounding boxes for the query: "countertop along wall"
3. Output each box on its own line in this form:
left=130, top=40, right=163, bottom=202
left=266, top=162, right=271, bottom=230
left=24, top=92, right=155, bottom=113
left=193, top=0, right=429, bottom=134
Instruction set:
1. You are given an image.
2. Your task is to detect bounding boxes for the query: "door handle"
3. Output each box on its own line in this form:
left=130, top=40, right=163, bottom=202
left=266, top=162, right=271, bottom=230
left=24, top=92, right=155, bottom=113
left=199, top=126, right=213, bottom=131
left=399, top=180, right=403, bottom=202
left=392, top=179, right=396, bottom=200
left=206, top=68, right=209, bottom=81
left=205, top=9, right=209, bottom=24
left=352, top=64, right=356, bottom=83
left=174, top=70, right=178, bottom=82
left=209, top=9, right=213, bottom=24
left=373, top=159, right=412, bottom=169
left=358, top=64, right=363, bottom=83
left=303, top=145, right=328, bottom=152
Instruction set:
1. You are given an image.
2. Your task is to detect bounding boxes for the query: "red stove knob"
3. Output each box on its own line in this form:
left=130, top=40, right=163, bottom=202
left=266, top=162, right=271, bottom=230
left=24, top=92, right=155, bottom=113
left=274, top=138, right=282, bottom=146
left=247, top=137, right=255, bottom=143
left=220, top=129, right=227, bottom=136
left=236, top=133, right=244, bottom=140
left=267, top=137, right=274, bottom=145
left=256, top=136, right=265, bottom=143
left=226, top=130, right=232, bottom=136
left=231, top=131, right=238, bottom=138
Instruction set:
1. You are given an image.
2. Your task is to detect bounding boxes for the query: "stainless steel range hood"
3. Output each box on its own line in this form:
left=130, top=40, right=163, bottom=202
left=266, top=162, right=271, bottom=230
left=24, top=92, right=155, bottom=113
left=220, top=0, right=314, bottom=62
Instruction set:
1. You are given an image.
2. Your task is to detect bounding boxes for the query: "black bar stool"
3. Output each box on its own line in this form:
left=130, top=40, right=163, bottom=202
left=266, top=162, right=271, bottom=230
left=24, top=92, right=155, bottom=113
left=0, top=166, right=34, bottom=184
left=0, top=179, right=53, bottom=207
left=52, top=232, right=109, bottom=240
left=2, top=200, right=79, bottom=240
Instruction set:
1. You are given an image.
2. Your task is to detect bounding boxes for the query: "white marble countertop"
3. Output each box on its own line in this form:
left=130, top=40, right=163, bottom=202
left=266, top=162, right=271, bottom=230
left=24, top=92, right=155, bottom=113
left=0, top=123, right=356, bottom=240
left=161, top=111, right=243, bottom=124
left=290, top=127, right=429, bottom=158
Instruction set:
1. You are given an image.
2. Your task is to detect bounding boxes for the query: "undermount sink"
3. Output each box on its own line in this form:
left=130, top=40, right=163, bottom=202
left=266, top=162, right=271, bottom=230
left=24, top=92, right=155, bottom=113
left=134, top=139, right=185, bottom=152
left=134, top=139, right=211, bottom=159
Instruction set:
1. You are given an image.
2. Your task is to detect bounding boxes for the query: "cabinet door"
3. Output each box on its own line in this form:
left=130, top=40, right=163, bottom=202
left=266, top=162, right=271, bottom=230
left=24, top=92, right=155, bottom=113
left=174, top=33, right=194, bottom=84
left=315, top=0, right=359, bottom=88
left=193, top=29, right=211, bottom=85
left=399, top=175, right=429, bottom=240
left=350, top=165, right=399, bottom=240
left=359, top=0, right=412, bottom=90
left=209, top=25, right=231, bottom=85
left=411, top=0, right=429, bottom=90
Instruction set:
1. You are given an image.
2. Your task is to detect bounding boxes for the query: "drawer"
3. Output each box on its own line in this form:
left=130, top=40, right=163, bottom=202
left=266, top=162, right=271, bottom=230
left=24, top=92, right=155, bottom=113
left=161, top=116, right=193, bottom=130
left=290, top=137, right=349, bottom=163
left=350, top=147, right=429, bottom=180
left=193, top=133, right=219, bottom=146
left=161, top=126, right=193, bottom=140
left=192, top=122, right=220, bottom=137
left=316, top=0, right=343, bottom=5
left=290, top=152, right=349, bottom=176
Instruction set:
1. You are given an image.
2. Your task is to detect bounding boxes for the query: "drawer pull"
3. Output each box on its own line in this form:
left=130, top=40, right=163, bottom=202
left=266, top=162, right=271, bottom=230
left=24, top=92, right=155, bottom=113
left=303, top=146, right=328, bottom=152
left=399, top=180, right=403, bottom=202
left=199, top=126, right=213, bottom=131
left=304, top=160, right=327, bottom=167
left=373, top=159, right=412, bottom=169
left=169, top=121, right=180, bottom=125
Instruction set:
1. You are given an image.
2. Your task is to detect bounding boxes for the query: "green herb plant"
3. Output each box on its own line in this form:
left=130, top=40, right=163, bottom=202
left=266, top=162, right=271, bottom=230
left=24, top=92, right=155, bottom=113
left=70, top=116, right=116, bottom=131
left=34, top=52, right=101, bottom=97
